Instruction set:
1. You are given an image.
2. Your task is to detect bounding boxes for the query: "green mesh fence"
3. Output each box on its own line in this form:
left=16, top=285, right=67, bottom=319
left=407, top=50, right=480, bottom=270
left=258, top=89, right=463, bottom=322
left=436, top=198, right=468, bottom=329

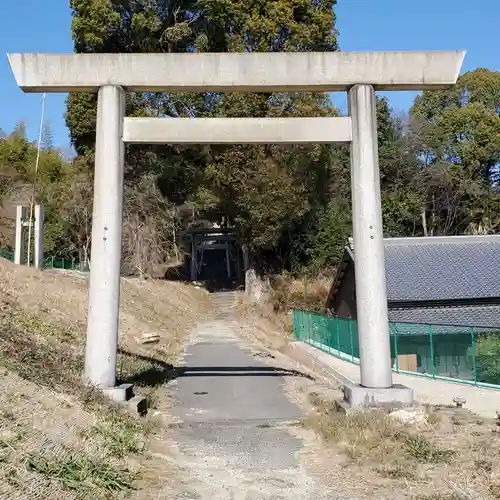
left=0, top=249, right=14, bottom=261
left=292, top=310, right=500, bottom=388
left=42, top=256, right=83, bottom=270
left=0, top=248, right=84, bottom=271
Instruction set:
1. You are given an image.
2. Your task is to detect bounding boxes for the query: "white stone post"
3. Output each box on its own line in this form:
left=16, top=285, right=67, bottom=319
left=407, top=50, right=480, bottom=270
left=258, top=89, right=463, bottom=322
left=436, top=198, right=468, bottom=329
left=348, top=84, right=393, bottom=389
left=14, top=206, right=26, bottom=265
left=84, top=86, right=125, bottom=393
left=34, top=205, right=44, bottom=270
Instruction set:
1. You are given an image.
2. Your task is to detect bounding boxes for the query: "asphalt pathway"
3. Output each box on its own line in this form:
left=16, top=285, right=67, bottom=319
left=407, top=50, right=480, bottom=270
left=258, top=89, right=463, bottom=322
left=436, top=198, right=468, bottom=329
left=168, top=319, right=331, bottom=499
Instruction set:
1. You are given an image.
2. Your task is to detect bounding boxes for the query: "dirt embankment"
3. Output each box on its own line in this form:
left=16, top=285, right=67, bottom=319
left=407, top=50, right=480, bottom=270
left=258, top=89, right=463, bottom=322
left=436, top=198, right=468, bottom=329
left=0, top=259, right=215, bottom=499
left=3, top=260, right=500, bottom=500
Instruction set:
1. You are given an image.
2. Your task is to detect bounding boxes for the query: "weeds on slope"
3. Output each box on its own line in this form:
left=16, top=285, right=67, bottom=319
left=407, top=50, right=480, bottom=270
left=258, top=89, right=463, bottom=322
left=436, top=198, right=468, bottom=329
left=0, top=261, right=214, bottom=498
left=0, top=292, right=161, bottom=416
left=25, top=453, right=136, bottom=495
left=0, top=293, right=159, bottom=498
left=304, top=397, right=453, bottom=467
left=303, top=392, right=500, bottom=499
left=0, top=388, right=142, bottom=499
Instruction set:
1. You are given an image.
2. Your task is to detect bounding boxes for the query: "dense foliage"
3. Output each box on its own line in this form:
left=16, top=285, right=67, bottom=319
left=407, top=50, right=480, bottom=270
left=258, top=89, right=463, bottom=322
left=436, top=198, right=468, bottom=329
left=1, top=0, right=499, bottom=280
left=0, top=124, right=177, bottom=275
left=475, top=334, right=500, bottom=385
left=66, top=0, right=340, bottom=273
left=0, top=123, right=81, bottom=255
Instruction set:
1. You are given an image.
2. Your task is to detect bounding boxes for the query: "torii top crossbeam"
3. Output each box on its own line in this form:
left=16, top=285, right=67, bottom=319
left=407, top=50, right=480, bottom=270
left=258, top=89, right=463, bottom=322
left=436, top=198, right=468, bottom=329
left=8, top=51, right=465, bottom=93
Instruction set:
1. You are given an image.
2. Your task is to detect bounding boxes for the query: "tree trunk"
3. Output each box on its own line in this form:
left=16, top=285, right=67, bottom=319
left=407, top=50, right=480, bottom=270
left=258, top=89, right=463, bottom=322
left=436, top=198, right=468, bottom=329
left=421, top=209, right=428, bottom=237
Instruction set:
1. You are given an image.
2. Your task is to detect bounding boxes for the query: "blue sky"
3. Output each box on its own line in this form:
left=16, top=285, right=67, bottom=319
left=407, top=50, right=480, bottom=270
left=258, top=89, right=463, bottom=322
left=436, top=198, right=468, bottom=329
left=0, top=0, right=499, bottom=149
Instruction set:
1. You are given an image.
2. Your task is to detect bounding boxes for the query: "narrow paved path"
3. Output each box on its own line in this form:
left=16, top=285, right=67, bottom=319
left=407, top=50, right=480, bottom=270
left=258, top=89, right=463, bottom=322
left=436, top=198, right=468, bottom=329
left=168, top=314, right=332, bottom=499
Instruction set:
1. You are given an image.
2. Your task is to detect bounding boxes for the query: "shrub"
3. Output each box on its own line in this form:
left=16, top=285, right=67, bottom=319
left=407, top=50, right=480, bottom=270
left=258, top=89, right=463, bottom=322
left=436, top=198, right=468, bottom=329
left=475, top=333, right=500, bottom=384
left=270, top=273, right=331, bottom=314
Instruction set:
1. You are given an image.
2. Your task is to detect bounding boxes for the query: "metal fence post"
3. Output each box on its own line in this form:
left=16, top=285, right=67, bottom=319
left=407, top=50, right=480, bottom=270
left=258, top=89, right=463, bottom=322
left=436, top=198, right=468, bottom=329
left=303, top=311, right=307, bottom=341
left=313, top=314, right=317, bottom=344
left=392, top=324, right=399, bottom=373
left=336, top=318, right=340, bottom=354
left=348, top=318, right=354, bottom=362
left=327, top=318, right=332, bottom=354
left=307, top=312, right=311, bottom=343
left=471, top=327, right=477, bottom=385
left=311, top=313, right=315, bottom=343
left=295, top=311, right=299, bottom=339
left=296, top=310, right=300, bottom=340
left=303, top=312, right=306, bottom=341
left=428, top=324, right=436, bottom=378
left=301, top=311, right=304, bottom=340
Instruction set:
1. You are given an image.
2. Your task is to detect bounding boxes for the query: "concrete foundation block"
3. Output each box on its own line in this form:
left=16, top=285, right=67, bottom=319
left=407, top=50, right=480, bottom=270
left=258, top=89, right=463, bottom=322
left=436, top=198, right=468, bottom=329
left=127, top=395, right=149, bottom=416
left=102, top=383, right=134, bottom=403
left=341, top=382, right=413, bottom=409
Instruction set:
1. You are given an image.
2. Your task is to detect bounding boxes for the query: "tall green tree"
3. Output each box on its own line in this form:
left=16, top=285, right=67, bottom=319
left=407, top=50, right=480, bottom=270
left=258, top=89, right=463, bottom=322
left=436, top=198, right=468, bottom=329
left=410, top=69, right=500, bottom=236
left=41, top=121, right=54, bottom=151
left=0, top=128, right=74, bottom=253
left=66, top=0, right=339, bottom=271
left=411, top=68, right=500, bottom=182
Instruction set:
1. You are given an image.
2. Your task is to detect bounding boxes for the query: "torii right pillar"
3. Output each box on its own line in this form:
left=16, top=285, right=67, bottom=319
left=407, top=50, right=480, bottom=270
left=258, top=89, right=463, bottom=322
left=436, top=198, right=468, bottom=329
left=344, top=84, right=413, bottom=407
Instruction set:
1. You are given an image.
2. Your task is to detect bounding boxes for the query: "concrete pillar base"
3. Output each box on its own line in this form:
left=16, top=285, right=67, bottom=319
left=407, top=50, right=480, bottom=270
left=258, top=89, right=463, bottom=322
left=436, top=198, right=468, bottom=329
left=127, top=395, right=149, bottom=416
left=101, top=383, right=134, bottom=403
left=338, top=382, right=413, bottom=411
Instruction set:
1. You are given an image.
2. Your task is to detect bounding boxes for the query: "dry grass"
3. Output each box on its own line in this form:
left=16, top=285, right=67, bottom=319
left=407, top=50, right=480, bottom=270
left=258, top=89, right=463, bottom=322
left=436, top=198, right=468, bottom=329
left=234, top=274, right=332, bottom=351
left=305, top=395, right=454, bottom=467
left=0, top=371, right=145, bottom=499
left=303, top=391, right=500, bottom=499
left=271, top=273, right=331, bottom=314
left=235, top=297, right=293, bottom=350
left=0, top=259, right=214, bottom=390
left=0, top=259, right=216, bottom=498
left=0, top=259, right=213, bottom=350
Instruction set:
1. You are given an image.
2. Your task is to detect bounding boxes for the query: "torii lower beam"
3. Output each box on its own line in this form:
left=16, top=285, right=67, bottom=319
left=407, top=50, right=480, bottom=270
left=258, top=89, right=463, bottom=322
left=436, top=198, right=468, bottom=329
left=123, top=117, right=352, bottom=144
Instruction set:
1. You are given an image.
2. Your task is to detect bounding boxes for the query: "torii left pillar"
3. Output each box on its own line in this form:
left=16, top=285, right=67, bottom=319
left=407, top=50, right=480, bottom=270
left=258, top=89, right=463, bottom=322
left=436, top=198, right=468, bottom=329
left=83, top=86, right=132, bottom=402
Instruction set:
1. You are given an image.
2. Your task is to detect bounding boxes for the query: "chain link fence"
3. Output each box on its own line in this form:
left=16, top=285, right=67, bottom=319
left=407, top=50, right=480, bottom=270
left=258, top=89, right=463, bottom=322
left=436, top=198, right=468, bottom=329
left=0, top=248, right=87, bottom=271
left=293, top=309, right=500, bottom=388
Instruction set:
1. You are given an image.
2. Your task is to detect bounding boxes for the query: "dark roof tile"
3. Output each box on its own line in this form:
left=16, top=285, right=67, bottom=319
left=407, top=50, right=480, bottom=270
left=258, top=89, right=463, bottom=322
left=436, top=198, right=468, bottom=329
left=375, top=236, right=500, bottom=301
left=388, top=304, right=500, bottom=329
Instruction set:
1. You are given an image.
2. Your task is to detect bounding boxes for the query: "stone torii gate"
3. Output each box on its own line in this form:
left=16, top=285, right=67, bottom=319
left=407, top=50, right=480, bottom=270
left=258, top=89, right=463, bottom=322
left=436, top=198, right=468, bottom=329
left=8, top=50, right=465, bottom=406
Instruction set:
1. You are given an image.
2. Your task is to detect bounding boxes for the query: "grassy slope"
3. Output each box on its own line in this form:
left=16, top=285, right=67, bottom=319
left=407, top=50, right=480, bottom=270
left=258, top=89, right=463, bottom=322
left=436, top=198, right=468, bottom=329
left=5, top=260, right=497, bottom=500
left=0, top=259, right=214, bottom=499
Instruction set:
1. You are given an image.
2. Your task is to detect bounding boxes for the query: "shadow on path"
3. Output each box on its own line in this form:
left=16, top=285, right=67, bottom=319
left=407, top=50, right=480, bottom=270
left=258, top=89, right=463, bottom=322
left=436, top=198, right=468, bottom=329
left=118, top=349, right=313, bottom=388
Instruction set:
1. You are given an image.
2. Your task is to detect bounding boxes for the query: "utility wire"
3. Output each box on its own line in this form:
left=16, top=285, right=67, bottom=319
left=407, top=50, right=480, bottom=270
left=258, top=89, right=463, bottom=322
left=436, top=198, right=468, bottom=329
left=27, top=93, right=46, bottom=267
